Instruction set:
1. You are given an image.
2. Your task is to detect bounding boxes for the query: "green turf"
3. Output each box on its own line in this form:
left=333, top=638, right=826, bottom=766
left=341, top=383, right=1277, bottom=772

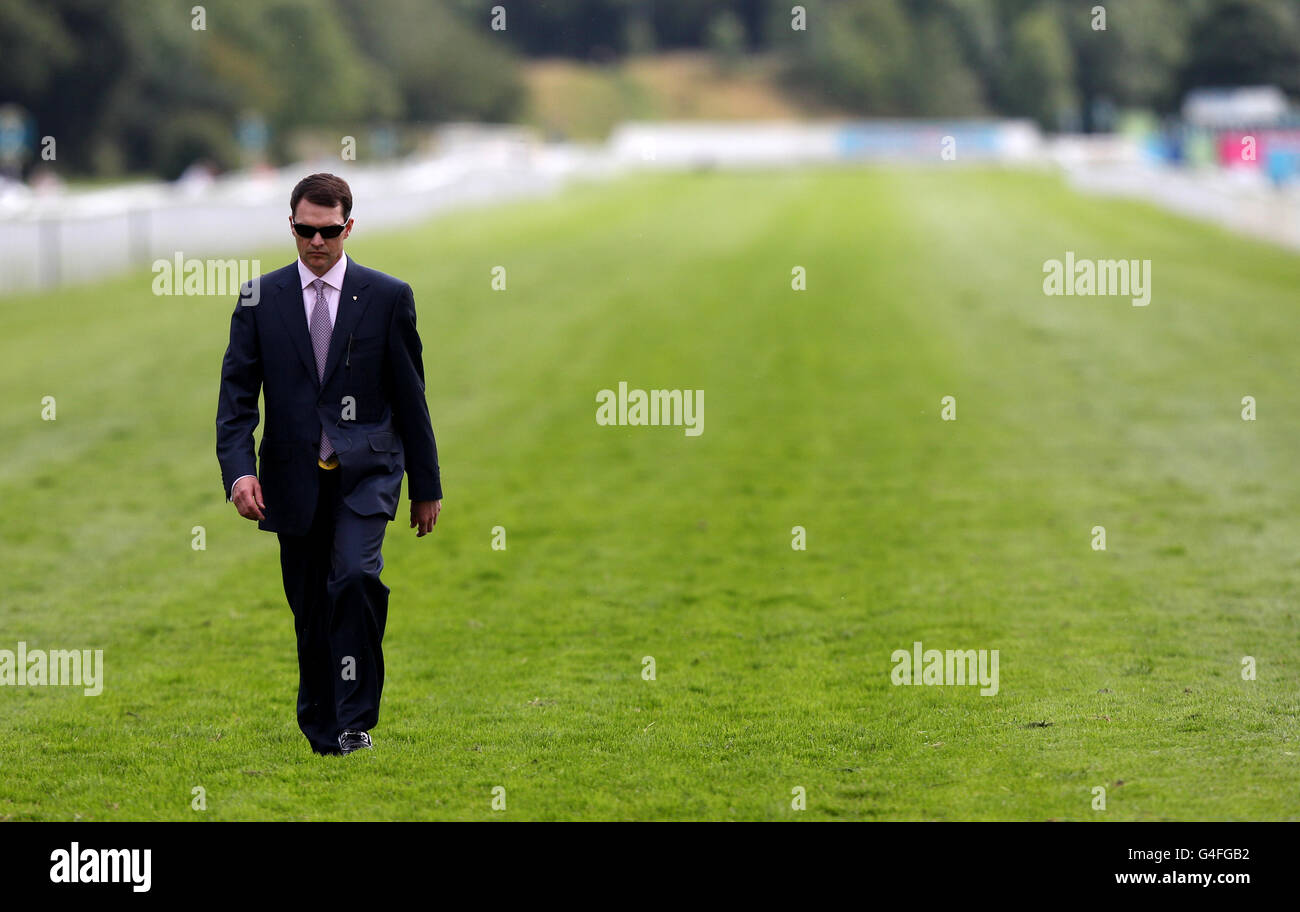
left=2, top=168, right=1298, bottom=820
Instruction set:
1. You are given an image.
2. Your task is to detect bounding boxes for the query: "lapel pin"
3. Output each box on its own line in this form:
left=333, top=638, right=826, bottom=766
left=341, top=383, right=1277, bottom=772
left=352, top=295, right=357, bottom=300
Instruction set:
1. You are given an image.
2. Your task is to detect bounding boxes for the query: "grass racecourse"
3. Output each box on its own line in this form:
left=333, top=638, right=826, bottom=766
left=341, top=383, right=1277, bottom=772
left=2, top=168, right=1299, bottom=821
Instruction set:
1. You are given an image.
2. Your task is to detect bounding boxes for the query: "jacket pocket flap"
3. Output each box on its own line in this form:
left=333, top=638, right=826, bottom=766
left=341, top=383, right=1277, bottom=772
left=368, top=432, right=399, bottom=453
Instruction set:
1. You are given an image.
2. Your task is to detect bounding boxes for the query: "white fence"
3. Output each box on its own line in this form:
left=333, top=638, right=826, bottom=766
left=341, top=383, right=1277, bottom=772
left=9, top=119, right=1297, bottom=295
left=0, top=120, right=1045, bottom=296
left=0, top=141, right=613, bottom=295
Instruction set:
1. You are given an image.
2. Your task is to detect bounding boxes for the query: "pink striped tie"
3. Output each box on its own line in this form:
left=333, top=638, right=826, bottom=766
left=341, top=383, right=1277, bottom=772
left=309, top=279, right=335, bottom=462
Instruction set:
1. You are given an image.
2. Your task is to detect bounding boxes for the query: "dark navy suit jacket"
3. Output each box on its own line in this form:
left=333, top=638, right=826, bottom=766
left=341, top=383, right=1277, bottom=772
left=216, top=257, right=442, bottom=536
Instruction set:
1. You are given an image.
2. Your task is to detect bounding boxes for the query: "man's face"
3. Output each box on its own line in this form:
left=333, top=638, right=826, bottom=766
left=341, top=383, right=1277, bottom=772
left=291, top=199, right=352, bottom=276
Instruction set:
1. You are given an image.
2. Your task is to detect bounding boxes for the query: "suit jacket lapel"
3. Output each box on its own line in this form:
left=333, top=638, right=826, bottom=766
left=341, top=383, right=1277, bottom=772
left=320, top=258, right=373, bottom=390
left=273, top=264, right=320, bottom=388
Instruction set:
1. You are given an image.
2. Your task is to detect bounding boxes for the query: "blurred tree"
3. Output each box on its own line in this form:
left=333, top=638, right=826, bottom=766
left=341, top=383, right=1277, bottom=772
left=941, top=0, right=1004, bottom=97
left=625, top=1, right=658, bottom=56
left=209, top=0, right=379, bottom=129
left=5, top=1, right=134, bottom=174
left=0, top=0, right=75, bottom=100
left=336, top=0, right=523, bottom=122
left=777, top=0, right=916, bottom=114
left=903, top=11, right=987, bottom=116
left=1068, top=0, right=1193, bottom=127
left=708, top=10, right=747, bottom=74
left=6, top=0, right=1300, bottom=176
left=153, top=113, right=244, bottom=178
left=0, top=0, right=521, bottom=176
left=1180, top=0, right=1300, bottom=96
left=1000, top=4, right=1077, bottom=128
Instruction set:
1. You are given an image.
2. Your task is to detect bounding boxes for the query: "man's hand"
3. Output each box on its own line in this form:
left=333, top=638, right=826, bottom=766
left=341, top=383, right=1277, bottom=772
left=410, top=499, right=440, bottom=537
left=232, top=476, right=265, bottom=521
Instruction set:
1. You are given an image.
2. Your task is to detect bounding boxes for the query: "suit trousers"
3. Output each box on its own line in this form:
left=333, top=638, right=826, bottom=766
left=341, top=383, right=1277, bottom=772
left=277, top=465, right=391, bottom=755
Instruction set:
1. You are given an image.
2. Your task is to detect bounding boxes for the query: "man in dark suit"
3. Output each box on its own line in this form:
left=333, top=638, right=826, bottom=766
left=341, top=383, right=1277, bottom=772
left=216, top=173, right=442, bottom=756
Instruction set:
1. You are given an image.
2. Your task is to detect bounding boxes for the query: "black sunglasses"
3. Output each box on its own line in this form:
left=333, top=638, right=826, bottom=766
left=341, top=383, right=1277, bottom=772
left=291, top=220, right=347, bottom=239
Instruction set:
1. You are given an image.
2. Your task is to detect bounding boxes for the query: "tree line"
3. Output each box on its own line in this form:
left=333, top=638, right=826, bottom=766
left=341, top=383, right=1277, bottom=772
left=1, top=0, right=1295, bottom=177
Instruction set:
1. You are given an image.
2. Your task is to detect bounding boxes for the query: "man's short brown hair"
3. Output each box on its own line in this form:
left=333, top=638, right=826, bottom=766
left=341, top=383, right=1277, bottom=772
left=291, top=173, right=353, bottom=220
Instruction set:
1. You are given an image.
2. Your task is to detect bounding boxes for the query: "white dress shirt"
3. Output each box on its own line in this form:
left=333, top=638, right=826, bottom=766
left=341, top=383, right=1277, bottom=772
left=298, top=250, right=347, bottom=330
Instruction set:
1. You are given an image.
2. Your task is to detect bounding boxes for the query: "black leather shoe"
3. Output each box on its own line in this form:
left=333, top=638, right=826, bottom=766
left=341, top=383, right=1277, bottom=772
left=338, top=730, right=373, bottom=754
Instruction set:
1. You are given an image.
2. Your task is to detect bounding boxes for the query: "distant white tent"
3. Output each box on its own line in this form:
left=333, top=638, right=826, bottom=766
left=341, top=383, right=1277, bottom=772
left=1182, top=86, right=1289, bottom=128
